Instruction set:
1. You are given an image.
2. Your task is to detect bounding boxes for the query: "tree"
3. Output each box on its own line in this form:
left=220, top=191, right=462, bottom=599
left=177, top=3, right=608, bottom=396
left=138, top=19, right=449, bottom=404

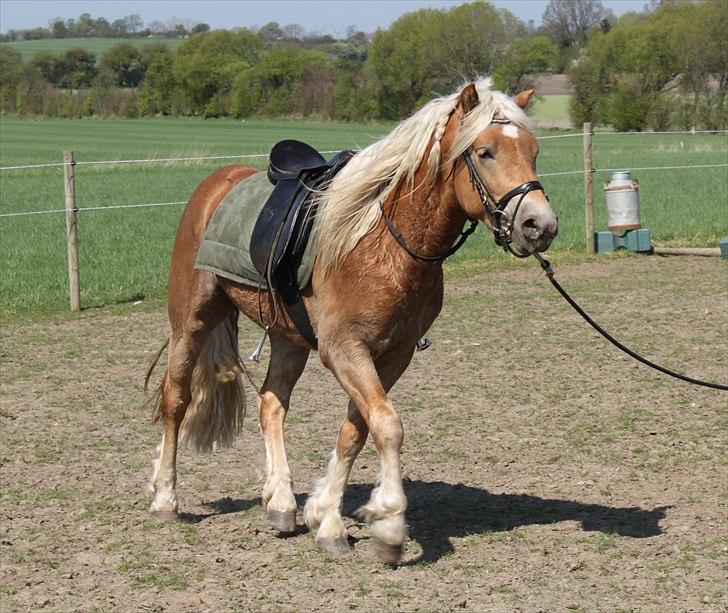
left=542, top=0, right=606, bottom=48
left=566, top=4, right=708, bottom=130
left=148, top=21, right=166, bottom=34
left=29, top=51, right=64, bottom=86
left=59, top=48, right=97, bottom=89
left=258, top=22, right=283, bottom=45
left=173, top=29, right=262, bottom=111
left=191, top=23, right=210, bottom=34
left=75, top=13, right=95, bottom=37
left=281, top=23, right=305, bottom=40
left=123, top=14, right=144, bottom=34
left=100, top=43, right=145, bottom=87
left=111, top=19, right=128, bottom=36
left=231, top=45, right=333, bottom=117
left=50, top=18, right=67, bottom=38
left=493, top=36, right=559, bottom=94
left=139, top=53, right=175, bottom=114
left=365, top=2, right=522, bottom=118
left=0, top=45, right=24, bottom=111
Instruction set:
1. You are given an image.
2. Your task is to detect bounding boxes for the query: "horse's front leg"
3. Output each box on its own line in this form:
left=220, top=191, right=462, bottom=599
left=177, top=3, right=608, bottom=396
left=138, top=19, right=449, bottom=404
left=303, top=399, right=369, bottom=554
left=315, top=343, right=413, bottom=563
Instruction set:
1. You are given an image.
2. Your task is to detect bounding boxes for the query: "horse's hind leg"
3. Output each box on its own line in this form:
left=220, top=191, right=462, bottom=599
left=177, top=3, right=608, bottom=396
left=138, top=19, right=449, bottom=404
left=259, top=338, right=309, bottom=531
left=149, top=275, right=240, bottom=518
left=259, top=336, right=309, bottom=533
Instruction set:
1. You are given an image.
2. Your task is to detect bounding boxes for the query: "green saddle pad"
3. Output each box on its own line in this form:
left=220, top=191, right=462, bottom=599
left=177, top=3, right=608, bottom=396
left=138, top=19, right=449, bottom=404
left=195, top=171, right=317, bottom=289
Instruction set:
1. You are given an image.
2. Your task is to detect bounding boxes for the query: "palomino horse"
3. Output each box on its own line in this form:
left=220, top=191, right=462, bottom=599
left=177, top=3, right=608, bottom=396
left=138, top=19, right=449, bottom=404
left=146, top=79, right=558, bottom=563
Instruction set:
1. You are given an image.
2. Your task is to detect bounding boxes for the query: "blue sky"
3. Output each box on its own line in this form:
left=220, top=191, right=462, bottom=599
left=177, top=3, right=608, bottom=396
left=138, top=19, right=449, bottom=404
left=1, top=1, right=648, bottom=34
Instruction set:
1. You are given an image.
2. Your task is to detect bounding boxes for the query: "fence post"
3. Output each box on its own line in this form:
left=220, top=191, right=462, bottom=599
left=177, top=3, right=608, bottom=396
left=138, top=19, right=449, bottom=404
left=582, top=122, right=594, bottom=254
left=63, top=150, right=80, bottom=311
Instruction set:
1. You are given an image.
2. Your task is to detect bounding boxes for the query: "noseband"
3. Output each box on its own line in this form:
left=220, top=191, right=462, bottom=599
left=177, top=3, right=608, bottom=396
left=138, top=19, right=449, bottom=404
left=462, top=146, right=546, bottom=259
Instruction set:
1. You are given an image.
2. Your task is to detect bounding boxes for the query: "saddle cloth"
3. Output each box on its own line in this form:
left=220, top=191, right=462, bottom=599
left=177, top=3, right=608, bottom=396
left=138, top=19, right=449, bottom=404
left=194, top=171, right=318, bottom=290
left=196, top=141, right=354, bottom=347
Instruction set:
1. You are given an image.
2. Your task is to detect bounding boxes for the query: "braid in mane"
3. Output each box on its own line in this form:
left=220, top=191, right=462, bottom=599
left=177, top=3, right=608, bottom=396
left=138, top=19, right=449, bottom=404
left=426, top=98, right=461, bottom=179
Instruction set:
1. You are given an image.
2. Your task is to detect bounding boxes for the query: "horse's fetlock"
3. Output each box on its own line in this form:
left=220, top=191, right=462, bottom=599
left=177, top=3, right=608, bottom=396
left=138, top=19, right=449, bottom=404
left=316, top=512, right=348, bottom=541
left=370, top=513, right=408, bottom=547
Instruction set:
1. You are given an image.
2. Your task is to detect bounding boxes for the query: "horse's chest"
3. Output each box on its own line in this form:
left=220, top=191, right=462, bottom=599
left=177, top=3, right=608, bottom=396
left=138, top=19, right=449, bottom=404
left=368, top=277, right=443, bottom=349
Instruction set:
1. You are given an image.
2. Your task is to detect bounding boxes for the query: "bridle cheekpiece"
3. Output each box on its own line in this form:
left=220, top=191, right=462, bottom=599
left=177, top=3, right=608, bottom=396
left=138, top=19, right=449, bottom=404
left=462, top=117, right=547, bottom=258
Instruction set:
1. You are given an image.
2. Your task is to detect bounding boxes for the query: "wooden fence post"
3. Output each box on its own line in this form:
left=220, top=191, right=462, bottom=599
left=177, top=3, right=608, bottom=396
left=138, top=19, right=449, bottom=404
left=63, top=150, right=80, bottom=311
left=582, top=122, right=594, bottom=254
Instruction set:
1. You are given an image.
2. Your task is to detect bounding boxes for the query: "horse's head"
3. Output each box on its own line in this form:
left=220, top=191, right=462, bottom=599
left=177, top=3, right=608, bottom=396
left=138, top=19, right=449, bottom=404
left=447, top=82, right=558, bottom=256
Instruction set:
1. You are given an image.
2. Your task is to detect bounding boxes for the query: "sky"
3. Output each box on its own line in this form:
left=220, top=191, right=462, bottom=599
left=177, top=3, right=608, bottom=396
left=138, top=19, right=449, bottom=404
left=0, top=0, right=648, bottom=35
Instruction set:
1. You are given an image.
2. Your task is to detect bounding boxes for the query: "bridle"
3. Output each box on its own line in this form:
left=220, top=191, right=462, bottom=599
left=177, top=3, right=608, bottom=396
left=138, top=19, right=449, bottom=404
left=382, top=117, right=548, bottom=261
left=461, top=118, right=547, bottom=258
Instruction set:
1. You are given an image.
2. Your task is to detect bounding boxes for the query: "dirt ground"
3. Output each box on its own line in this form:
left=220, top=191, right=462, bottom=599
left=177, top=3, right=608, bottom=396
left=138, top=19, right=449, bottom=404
left=1, top=255, right=726, bottom=611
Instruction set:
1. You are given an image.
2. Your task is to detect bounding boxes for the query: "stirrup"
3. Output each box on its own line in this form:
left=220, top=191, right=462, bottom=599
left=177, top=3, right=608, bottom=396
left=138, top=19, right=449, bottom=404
left=249, top=327, right=269, bottom=362
left=416, top=337, right=431, bottom=351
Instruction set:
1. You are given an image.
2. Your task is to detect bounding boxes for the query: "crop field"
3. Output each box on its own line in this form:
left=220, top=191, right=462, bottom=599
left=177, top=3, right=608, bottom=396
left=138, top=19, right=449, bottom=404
left=5, top=37, right=182, bottom=60
left=0, top=116, right=726, bottom=316
left=1, top=255, right=726, bottom=609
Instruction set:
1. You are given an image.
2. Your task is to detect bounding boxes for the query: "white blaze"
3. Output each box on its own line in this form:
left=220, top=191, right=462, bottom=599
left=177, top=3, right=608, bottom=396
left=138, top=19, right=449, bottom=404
left=502, top=124, right=519, bottom=139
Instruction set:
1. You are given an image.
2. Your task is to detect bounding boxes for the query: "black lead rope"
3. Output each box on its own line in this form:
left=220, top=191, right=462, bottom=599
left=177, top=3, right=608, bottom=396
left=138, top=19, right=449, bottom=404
left=534, top=253, right=728, bottom=392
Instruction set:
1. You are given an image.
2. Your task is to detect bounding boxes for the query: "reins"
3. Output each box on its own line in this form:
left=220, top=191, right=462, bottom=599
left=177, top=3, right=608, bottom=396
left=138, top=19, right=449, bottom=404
left=379, top=203, right=478, bottom=262
left=533, top=253, right=728, bottom=392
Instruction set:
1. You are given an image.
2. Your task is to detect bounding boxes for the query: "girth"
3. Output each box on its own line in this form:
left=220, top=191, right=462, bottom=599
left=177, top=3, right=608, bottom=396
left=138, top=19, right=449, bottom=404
left=250, top=140, right=355, bottom=348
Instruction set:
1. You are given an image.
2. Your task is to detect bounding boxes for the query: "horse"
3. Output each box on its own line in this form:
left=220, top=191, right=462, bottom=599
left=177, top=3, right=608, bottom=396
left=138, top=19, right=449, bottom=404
left=145, top=78, right=559, bottom=564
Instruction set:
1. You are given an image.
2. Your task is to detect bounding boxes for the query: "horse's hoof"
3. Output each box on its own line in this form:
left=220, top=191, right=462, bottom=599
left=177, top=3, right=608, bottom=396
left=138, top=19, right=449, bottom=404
left=150, top=510, right=179, bottom=523
left=316, top=536, right=351, bottom=556
left=372, top=538, right=403, bottom=565
left=267, top=509, right=297, bottom=535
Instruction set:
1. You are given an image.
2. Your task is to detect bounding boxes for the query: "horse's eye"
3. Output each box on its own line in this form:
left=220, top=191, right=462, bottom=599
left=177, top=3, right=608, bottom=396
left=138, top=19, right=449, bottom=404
left=478, top=148, right=493, bottom=160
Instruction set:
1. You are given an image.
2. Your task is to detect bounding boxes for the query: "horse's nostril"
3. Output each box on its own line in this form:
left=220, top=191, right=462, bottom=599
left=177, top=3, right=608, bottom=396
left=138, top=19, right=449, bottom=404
left=522, top=217, right=541, bottom=238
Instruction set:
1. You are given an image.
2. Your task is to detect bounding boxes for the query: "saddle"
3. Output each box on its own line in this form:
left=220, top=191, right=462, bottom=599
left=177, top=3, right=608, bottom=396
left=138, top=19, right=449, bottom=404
left=250, top=140, right=355, bottom=348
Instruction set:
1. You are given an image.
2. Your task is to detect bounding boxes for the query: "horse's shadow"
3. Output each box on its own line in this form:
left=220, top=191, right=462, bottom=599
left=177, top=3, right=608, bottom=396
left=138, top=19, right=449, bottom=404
left=346, top=480, right=668, bottom=563
left=179, top=496, right=259, bottom=524
left=187, top=479, right=668, bottom=563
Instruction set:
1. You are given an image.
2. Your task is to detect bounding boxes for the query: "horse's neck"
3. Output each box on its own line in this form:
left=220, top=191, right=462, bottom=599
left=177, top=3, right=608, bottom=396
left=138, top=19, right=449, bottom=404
left=383, top=173, right=467, bottom=263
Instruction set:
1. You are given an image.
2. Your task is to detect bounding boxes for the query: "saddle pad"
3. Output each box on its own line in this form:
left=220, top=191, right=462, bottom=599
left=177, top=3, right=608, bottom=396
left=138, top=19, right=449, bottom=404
left=195, top=171, right=318, bottom=289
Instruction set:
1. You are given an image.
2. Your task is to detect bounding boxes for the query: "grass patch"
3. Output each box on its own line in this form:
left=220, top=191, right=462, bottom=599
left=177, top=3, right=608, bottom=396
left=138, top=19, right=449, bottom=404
left=129, top=571, right=187, bottom=590
left=6, top=37, right=183, bottom=60
left=0, top=116, right=725, bottom=317
left=531, top=95, right=570, bottom=124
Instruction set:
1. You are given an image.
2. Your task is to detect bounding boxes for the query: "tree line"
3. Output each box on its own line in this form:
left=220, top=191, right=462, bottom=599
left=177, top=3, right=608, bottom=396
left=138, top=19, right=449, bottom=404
left=0, top=1, right=725, bottom=130
left=0, top=12, right=210, bottom=42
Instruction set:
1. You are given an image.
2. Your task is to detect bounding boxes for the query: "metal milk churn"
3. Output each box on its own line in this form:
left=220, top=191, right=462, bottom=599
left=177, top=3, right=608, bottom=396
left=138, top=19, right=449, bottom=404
left=603, top=171, right=641, bottom=232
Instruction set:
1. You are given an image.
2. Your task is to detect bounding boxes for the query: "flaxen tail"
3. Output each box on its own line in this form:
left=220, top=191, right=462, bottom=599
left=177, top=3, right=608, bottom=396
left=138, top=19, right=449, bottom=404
left=145, top=311, right=246, bottom=453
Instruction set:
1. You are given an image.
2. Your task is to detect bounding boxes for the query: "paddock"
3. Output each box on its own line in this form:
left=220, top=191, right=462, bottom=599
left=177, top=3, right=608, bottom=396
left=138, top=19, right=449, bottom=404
left=1, top=255, right=725, bottom=610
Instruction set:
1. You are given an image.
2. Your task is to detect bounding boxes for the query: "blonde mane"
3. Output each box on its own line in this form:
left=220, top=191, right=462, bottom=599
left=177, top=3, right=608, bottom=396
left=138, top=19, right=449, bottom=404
left=312, top=78, right=533, bottom=273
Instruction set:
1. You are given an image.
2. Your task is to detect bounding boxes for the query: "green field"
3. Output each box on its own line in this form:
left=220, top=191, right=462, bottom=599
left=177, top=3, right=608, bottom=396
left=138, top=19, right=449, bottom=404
left=1, top=116, right=726, bottom=316
left=6, top=37, right=182, bottom=59
left=531, top=95, right=571, bottom=128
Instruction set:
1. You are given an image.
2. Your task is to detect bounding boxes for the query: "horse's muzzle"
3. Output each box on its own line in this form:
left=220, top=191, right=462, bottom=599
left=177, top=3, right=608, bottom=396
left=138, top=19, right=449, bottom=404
left=514, top=201, right=558, bottom=253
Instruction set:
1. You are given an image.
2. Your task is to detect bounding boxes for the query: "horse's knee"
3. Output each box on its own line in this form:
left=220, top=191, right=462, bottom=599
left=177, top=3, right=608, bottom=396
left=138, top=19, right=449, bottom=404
left=368, top=405, right=403, bottom=450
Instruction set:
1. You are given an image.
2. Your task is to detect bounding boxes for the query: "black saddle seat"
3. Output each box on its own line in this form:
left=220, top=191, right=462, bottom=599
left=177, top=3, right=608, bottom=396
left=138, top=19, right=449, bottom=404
left=250, top=140, right=355, bottom=347
left=267, top=140, right=326, bottom=184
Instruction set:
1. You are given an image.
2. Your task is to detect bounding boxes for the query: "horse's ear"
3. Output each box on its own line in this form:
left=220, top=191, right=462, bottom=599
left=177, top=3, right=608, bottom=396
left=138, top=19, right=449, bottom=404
left=513, top=89, right=535, bottom=109
left=459, top=83, right=479, bottom=115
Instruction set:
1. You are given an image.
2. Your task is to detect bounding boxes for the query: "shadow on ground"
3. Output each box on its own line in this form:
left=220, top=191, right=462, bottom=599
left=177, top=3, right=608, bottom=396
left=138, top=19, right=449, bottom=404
left=179, top=496, right=260, bottom=523
left=199, top=479, right=668, bottom=563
